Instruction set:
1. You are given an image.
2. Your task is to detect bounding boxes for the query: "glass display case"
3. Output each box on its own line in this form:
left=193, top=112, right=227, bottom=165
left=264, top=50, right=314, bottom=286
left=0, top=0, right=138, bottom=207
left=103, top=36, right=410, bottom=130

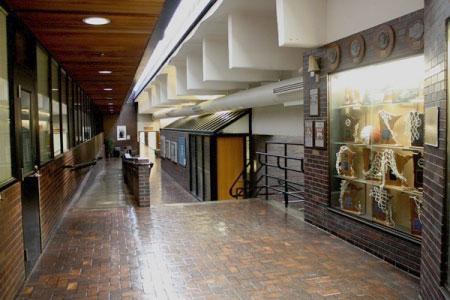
left=329, top=55, right=424, bottom=237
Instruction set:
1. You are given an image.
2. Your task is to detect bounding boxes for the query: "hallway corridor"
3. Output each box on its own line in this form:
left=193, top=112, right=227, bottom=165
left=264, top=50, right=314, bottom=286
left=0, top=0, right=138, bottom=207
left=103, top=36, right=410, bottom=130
left=16, top=158, right=419, bottom=299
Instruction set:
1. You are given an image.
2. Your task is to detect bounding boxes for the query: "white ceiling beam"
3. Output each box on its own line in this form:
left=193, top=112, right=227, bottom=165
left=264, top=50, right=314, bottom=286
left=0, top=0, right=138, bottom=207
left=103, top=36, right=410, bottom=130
left=202, top=37, right=280, bottom=82
left=186, top=51, right=249, bottom=91
left=228, top=12, right=302, bottom=71
left=276, top=0, right=326, bottom=47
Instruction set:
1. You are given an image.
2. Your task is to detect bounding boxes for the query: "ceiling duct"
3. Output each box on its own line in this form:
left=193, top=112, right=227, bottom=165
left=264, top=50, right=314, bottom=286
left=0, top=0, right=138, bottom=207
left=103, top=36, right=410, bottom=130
left=153, top=76, right=303, bottom=119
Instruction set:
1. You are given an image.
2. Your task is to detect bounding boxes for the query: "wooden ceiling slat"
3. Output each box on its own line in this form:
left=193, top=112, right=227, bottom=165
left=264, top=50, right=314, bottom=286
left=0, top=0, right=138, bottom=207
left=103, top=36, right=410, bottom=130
left=6, top=0, right=164, bottom=109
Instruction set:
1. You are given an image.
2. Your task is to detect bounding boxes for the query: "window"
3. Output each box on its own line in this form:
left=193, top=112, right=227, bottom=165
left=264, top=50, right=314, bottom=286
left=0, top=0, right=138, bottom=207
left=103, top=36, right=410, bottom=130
left=61, top=69, right=68, bottom=152
left=329, top=55, right=424, bottom=237
left=51, top=60, right=61, bottom=156
left=36, top=46, right=51, bottom=163
left=67, top=77, right=74, bottom=147
left=0, top=10, right=11, bottom=184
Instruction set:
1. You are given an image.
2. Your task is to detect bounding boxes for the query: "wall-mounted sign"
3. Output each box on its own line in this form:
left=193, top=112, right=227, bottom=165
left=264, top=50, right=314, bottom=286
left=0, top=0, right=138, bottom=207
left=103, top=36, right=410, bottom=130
left=314, top=120, right=326, bottom=148
left=305, top=120, right=314, bottom=148
left=178, top=136, right=186, bottom=167
left=309, top=88, right=319, bottom=116
left=117, top=125, right=126, bottom=141
left=425, top=106, right=439, bottom=147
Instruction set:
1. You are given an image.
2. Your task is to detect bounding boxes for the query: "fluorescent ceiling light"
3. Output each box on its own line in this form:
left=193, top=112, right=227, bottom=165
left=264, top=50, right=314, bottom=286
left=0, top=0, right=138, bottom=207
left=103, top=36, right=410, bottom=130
left=108, top=103, right=113, bottom=105
left=83, top=17, right=111, bottom=26
left=103, top=88, right=113, bottom=91
left=99, top=70, right=112, bottom=74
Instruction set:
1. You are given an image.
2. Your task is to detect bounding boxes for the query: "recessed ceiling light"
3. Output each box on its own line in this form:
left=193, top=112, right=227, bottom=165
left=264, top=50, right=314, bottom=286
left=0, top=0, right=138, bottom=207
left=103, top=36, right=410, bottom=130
left=99, top=70, right=112, bottom=74
left=52, top=88, right=59, bottom=91
left=103, top=88, right=113, bottom=91
left=83, top=17, right=111, bottom=26
left=108, top=102, right=113, bottom=105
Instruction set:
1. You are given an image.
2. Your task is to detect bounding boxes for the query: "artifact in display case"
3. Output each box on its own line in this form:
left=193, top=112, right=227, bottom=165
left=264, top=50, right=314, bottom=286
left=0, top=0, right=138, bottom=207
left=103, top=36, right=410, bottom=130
left=410, top=194, right=423, bottom=236
left=342, top=112, right=360, bottom=142
left=370, top=186, right=394, bottom=226
left=378, top=110, right=401, bottom=144
left=339, top=180, right=364, bottom=213
left=336, top=146, right=356, bottom=177
left=405, top=111, right=424, bottom=146
left=363, top=149, right=408, bottom=186
left=329, top=55, right=424, bottom=237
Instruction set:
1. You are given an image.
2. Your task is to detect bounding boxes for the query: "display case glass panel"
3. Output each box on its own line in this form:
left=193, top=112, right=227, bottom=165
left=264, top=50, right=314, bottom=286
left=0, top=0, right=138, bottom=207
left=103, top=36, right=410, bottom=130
left=329, top=55, right=424, bottom=237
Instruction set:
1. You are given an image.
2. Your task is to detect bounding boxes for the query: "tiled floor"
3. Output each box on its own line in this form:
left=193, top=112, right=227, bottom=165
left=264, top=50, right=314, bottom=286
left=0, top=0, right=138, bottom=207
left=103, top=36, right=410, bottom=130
left=19, top=158, right=419, bottom=299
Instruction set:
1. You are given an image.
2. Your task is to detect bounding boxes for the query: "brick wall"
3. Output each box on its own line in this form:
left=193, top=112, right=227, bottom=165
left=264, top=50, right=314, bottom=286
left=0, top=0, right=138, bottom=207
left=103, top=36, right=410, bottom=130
left=420, top=0, right=450, bottom=298
left=122, top=157, right=151, bottom=207
left=38, top=134, right=103, bottom=247
left=160, top=130, right=190, bottom=191
left=0, top=182, right=24, bottom=300
left=303, top=10, right=423, bottom=276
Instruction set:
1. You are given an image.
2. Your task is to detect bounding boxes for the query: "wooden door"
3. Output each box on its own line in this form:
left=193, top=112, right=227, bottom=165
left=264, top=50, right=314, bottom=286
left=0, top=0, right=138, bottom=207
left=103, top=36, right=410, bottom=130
left=216, top=136, right=244, bottom=200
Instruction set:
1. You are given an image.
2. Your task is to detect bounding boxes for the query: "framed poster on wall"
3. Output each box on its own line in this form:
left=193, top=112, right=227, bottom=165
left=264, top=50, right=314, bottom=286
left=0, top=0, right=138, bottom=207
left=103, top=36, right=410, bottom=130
left=178, top=136, right=186, bottom=167
left=170, top=141, right=178, bottom=163
left=117, top=125, right=126, bottom=141
left=314, top=120, right=326, bottom=148
left=160, top=135, right=165, bottom=158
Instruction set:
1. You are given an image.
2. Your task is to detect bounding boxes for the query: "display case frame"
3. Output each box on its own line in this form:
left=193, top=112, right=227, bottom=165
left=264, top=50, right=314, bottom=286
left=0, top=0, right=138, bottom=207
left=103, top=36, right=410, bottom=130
left=327, top=54, right=425, bottom=239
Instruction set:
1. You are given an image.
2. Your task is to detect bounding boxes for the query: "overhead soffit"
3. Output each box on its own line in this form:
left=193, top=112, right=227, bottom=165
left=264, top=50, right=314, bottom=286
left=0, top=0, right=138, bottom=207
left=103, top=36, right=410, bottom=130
left=5, top=0, right=165, bottom=112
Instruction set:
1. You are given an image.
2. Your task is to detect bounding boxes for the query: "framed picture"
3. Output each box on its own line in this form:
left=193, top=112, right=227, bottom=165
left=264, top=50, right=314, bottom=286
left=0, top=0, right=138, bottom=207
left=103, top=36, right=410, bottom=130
left=178, top=136, right=186, bottom=167
left=160, top=135, right=165, bottom=158
left=314, top=120, right=326, bottom=148
left=117, top=125, right=126, bottom=141
left=170, top=141, right=177, bottom=163
left=309, top=88, right=319, bottom=116
left=305, top=120, right=314, bottom=148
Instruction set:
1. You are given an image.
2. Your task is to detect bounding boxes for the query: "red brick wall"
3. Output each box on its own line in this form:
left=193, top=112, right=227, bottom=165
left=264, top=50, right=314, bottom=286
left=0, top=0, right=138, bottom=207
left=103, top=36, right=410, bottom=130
left=303, top=10, right=423, bottom=275
left=39, top=134, right=103, bottom=247
left=420, top=0, right=450, bottom=298
left=0, top=182, right=25, bottom=300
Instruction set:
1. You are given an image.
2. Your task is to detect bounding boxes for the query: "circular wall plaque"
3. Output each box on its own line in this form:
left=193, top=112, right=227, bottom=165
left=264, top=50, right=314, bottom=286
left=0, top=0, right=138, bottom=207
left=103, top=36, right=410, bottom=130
left=375, top=25, right=395, bottom=58
left=326, top=43, right=340, bottom=72
left=349, top=34, right=365, bottom=64
left=407, top=20, right=424, bottom=50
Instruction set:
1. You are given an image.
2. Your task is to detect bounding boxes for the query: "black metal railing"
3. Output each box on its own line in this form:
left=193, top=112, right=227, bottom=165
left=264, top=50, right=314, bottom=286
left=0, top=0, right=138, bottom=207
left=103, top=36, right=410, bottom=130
left=229, top=141, right=304, bottom=208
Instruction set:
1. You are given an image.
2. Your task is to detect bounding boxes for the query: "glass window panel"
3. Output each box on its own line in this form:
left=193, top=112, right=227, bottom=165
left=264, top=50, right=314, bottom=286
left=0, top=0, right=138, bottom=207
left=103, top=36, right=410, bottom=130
left=74, top=85, right=79, bottom=144
left=0, top=11, right=12, bottom=184
left=329, top=55, right=424, bottom=237
left=21, top=89, right=33, bottom=173
left=51, top=60, right=61, bottom=156
left=67, top=77, right=73, bottom=147
left=61, top=70, right=68, bottom=152
left=36, top=46, right=51, bottom=163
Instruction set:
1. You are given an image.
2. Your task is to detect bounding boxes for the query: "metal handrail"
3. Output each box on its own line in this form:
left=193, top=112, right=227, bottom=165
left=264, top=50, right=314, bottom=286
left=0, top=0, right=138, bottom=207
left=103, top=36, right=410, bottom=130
left=63, top=160, right=97, bottom=171
left=256, top=151, right=304, bottom=173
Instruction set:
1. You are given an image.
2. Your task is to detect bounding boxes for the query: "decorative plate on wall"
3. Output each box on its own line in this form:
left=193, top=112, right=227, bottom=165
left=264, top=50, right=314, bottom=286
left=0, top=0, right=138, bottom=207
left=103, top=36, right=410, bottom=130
left=375, top=25, right=395, bottom=58
left=326, top=43, right=340, bottom=72
left=349, top=34, right=365, bottom=64
left=407, top=20, right=424, bottom=50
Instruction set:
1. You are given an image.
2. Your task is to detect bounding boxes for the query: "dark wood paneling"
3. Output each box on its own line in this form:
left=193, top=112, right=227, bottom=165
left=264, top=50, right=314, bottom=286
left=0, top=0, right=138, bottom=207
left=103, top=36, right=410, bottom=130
left=6, top=0, right=165, bottom=112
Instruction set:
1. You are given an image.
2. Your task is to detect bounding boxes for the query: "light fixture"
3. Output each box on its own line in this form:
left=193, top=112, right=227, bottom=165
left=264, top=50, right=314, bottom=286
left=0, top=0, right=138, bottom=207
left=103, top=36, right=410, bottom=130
left=99, top=70, right=112, bottom=74
left=108, top=102, right=113, bottom=105
left=83, top=17, right=111, bottom=26
left=52, top=88, right=59, bottom=92
left=103, top=88, right=113, bottom=91
left=308, top=55, right=320, bottom=82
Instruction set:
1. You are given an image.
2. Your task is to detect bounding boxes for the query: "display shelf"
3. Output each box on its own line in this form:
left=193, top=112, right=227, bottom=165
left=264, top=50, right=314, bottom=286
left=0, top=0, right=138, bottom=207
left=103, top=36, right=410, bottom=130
left=333, top=142, right=424, bottom=153
left=335, top=99, right=424, bottom=110
left=335, top=175, right=423, bottom=196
